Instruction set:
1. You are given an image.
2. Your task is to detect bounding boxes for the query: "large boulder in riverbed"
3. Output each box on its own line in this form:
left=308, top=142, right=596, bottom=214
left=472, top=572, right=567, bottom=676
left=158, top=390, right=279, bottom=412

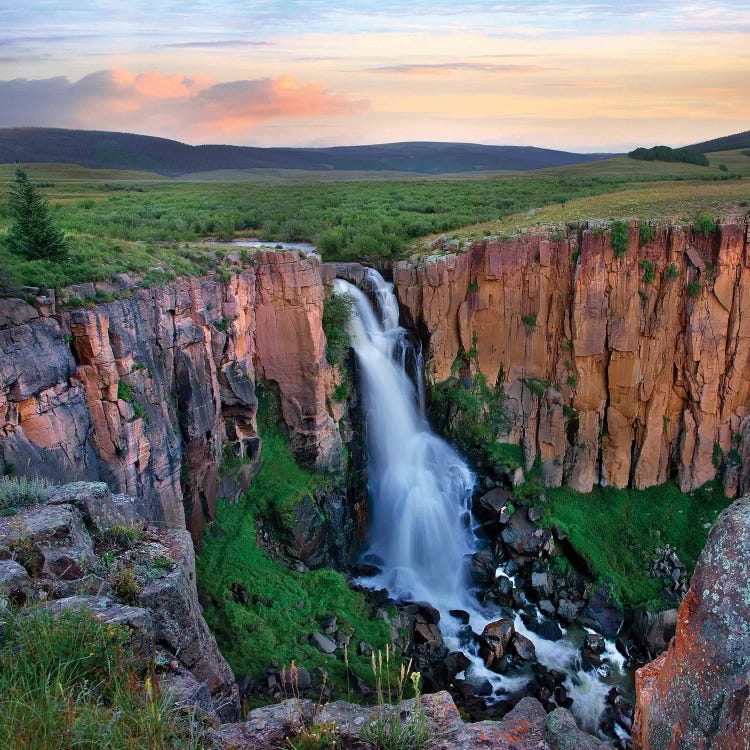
left=633, top=496, right=750, bottom=750
left=478, top=618, right=514, bottom=670
left=501, top=511, right=554, bottom=558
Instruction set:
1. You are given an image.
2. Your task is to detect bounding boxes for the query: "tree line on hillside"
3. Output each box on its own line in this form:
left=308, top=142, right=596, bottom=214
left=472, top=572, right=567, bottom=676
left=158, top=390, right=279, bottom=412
left=628, top=145, right=709, bottom=166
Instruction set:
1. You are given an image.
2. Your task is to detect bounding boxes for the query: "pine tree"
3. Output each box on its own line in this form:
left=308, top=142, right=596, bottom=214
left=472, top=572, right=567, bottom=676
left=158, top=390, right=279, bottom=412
left=6, top=166, right=69, bottom=261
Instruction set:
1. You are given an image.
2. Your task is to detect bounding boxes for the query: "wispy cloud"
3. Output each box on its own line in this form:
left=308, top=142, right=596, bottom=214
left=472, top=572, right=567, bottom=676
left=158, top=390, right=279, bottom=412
left=366, top=62, right=547, bottom=75
left=0, top=70, right=367, bottom=140
left=161, top=40, right=274, bottom=49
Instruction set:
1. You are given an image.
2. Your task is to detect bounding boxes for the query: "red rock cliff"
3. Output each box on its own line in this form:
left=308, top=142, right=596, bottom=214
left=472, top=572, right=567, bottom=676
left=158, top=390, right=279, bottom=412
left=0, top=250, right=342, bottom=541
left=632, top=495, right=750, bottom=749
left=394, top=221, right=750, bottom=494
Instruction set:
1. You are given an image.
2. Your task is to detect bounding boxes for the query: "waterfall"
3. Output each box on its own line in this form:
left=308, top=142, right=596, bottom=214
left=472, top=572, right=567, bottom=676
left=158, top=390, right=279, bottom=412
left=334, top=269, right=627, bottom=736
left=335, top=272, right=475, bottom=607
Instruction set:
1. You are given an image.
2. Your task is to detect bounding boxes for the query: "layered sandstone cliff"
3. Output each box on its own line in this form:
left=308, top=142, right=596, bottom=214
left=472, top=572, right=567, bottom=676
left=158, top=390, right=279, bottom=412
left=632, top=495, right=750, bottom=749
left=0, top=250, right=342, bottom=540
left=394, top=221, right=750, bottom=494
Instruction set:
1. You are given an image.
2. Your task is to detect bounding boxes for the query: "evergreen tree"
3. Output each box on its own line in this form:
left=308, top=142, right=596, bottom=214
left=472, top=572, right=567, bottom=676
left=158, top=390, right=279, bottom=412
left=6, top=166, right=69, bottom=261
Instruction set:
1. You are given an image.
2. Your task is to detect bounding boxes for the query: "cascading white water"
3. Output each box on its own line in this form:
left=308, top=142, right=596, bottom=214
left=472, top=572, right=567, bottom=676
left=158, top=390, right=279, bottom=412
left=335, top=273, right=475, bottom=607
left=335, top=269, right=628, bottom=736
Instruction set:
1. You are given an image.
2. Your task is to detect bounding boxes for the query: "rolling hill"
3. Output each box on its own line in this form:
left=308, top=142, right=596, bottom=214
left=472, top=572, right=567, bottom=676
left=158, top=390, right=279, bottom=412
left=690, top=130, right=750, bottom=153
left=0, top=127, right=614, bottom=176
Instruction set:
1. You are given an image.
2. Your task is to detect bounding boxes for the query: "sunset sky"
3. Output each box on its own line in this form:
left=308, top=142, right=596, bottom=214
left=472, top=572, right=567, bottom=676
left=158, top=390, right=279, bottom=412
left=1, top=1, right=748, bottom=151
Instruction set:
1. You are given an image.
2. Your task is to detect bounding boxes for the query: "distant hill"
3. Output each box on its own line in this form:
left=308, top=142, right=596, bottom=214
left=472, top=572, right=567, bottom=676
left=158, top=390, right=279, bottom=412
left=0, top=127, right=614, bottom=177
left=690, top=130, right=750, bottom=153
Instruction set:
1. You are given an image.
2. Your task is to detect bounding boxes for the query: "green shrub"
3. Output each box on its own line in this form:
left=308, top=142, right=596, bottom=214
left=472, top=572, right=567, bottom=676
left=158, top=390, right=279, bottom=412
left=430, top=366, right=515, bottom=471
left=687, top=277, right=702, bottom=298
left=694, top=214, right=716, bottom=238
left=117, top=380, right=133, bottom=402
left=640, top=259, right=656, bottom=284
left=521, top=312, right=537, bottom=335
left=521, top=376, right=550, bottom=398
left=0, top=475, right=53, bottom=512
left=638, top=223, right=655, bottom=247
left=111, top=566, right=141, bottom=605
left=665, top=263, right=679, bottom=281
left=610, top=220, right=629, bottom=258
left=323, top=291, right=355, bottom=367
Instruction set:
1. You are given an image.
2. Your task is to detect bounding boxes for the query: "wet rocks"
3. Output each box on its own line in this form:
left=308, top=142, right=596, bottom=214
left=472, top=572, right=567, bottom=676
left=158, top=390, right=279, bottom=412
left=581, top=585, right=624, bottom=638
left=501, top=511, right=555, bottom=558
left=478, top=618, right=514, bottom=670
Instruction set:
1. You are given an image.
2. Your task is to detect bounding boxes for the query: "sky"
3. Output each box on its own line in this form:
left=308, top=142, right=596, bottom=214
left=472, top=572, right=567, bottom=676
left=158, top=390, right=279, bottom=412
left=0, top=1, right=748, bottom=151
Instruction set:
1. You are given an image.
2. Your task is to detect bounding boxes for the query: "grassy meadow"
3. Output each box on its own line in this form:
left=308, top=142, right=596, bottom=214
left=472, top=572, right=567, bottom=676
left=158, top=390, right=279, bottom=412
left=1, top=150, right=748, bottom=290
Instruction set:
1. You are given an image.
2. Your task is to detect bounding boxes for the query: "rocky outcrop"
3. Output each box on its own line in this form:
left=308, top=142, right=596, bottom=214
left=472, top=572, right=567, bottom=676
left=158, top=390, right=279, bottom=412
left=207, top=690, right=609, bottom=750
left=0, top=481, right=239, bottom=720
left=632, top=495, right=750, bottom=749
left=394, top=222, right=750, bottom=494
left=0, top=251, right=342, bottom=539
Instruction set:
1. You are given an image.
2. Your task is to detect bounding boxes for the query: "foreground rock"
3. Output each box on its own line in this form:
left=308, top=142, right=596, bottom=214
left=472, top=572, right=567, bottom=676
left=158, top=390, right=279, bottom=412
left=207, top=690, right=609, bottom=750
left=0, top=482, right=239, bottom=720
left=633, top=495, right=750, bottom=749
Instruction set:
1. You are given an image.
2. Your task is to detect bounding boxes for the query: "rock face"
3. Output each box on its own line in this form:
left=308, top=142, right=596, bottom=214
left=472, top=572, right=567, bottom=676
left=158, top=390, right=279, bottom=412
left=632, top=495, right=750, bottom=749
left=0, top=252, right=342, bottom=540
left=0, top=481, right=238, bottom=720
left=394, top=222, right=750, bottom=494
left=207, top=690, right=609, bottom=750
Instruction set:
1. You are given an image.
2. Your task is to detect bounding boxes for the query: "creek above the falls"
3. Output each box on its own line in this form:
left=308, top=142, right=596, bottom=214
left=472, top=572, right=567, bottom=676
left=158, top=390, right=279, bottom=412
left=335, top=269, right=631, bottom=739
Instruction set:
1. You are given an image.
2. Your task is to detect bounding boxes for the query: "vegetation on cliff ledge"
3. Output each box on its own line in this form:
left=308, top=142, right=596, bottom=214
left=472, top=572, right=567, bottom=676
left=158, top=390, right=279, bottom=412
left=540, top=480, right=730, bottom=610
left=196, top=390, right=393, bottom=695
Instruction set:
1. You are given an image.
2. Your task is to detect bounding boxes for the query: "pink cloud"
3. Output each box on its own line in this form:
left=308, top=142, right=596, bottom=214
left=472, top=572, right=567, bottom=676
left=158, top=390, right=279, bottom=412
left=0, top=70, right=367, bottom=141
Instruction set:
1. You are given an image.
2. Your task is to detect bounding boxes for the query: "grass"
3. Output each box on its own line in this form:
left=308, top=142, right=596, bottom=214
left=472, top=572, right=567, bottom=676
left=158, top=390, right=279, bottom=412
left=0, top=164, right=670, bottom=289
left=0, top=607, right=207, bottom=749
left=2, top=156, right=747, bottom=289
left=0, top=475, right=54, bottom=513
left=540, top=481, right=731, bottom=610
left=360, top=656, right=432, bottom=750
left=196, top=388, right=394, bottom=692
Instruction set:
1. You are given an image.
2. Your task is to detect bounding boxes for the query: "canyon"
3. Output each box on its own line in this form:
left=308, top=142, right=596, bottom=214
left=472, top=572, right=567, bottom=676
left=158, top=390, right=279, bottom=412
left=2, top=220, right=750, bottom=747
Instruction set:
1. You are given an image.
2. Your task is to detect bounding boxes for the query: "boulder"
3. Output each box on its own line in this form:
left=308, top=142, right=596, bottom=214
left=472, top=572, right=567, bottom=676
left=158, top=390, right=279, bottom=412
left=633, top=496, right=750, bottom=749
left=478, top=618, right=514, bottom=669
left=628, top=609, right=678, bottom=659
left=473, top=488, right=513, bottom=524
left=0, top=559, right=32, bottom=604
left=501, top=512, right=554, bottom=558
left=511, top=632, right=536, bottom=661
left=310, top=632, right=337, bottom=654
left=581, top=585, right=623, bottom=638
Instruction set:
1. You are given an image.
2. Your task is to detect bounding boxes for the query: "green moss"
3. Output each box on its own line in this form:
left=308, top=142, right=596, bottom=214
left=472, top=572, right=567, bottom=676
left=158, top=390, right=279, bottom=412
left=197, top=387, right=394, bottom=691
left=540, top=481, right=730, bottom=609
